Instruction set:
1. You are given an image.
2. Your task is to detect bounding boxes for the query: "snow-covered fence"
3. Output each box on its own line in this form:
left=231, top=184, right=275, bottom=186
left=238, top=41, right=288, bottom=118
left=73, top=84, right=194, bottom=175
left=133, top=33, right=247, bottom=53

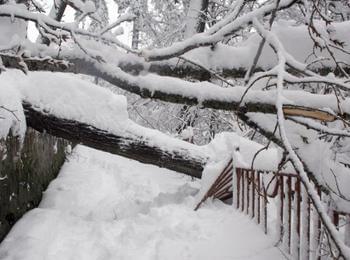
left=0, top=128, right=69, bottom=242
left=195, top=159, right=350, bottom=259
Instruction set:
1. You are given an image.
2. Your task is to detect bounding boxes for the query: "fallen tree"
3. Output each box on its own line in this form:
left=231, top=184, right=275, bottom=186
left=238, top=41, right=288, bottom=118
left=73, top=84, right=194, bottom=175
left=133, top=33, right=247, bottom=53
left=23, top=102, right=207, bottom=178
left=1, top=0, right=350, bottom=257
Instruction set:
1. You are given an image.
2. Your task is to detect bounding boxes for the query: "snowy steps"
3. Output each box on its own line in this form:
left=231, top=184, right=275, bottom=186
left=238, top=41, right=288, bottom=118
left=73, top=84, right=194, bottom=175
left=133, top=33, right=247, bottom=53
left=0, top=146, right=284, bottom=259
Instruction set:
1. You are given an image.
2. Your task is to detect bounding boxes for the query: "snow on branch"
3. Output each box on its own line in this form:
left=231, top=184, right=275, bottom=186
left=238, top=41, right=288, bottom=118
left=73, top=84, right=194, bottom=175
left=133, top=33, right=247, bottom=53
left=1, top=70, right=286, bottom=179
left=2, top=52, right=350, bottom=123
left=141, top=0, right=298, bottom=61
left=252, top=17, right=350, bottom=259
left=0, top=70, right=209, bottom=177
left=0, top=4, right=134, bottom=52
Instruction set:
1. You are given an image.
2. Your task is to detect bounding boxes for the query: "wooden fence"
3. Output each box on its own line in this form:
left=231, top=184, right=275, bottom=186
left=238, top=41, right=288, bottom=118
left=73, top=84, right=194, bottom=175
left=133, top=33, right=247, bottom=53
left=195, top=158, right=350, bottom=259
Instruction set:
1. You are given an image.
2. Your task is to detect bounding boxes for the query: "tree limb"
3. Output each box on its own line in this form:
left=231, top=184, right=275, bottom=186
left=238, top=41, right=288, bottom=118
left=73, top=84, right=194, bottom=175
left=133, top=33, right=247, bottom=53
left=22, top=102, right=208, bottom=178
left=2, top=54, right=349, bottom=122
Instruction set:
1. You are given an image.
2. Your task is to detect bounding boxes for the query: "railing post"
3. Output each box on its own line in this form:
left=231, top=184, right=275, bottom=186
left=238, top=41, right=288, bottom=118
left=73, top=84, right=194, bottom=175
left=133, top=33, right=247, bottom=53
left=252, top=170, right=256, bottom=220
left=247, top=170, right=250, bottom=215
left=310, top=186, right=321, bottom=260
left=262, top=174, right=267, bottom=234
left=237, top=168, right=241, bottom=209
left=257, top=171, right=261, bottom=225
left=300, top=184, right=310, bottom=260
left=282, top=175, right=292, bottom=254
left=279, top=175, right=284, bottom=243
left=345, top=215, right=350, bottom=247
left=232, top=163, right=237, bottom=209
left=241, top=169, right=245, bottom=212
left=291, top=177, right=301, bottom=259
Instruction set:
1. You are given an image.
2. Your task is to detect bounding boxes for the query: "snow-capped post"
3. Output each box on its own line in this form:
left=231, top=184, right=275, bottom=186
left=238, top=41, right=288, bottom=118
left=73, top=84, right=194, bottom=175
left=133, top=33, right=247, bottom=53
left=231, top=148, right=238, bottom=209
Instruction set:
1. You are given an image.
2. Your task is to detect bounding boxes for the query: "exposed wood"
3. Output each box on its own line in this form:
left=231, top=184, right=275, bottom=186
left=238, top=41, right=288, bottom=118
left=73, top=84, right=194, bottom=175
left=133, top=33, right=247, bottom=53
left=22, top=102, right=208, bottom=179
left=283, top=106, right=336, bottom=122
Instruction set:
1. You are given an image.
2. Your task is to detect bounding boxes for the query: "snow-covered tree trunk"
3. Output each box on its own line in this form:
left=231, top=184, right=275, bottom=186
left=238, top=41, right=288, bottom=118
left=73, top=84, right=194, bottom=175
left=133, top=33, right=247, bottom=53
left=184, top=0, right=208, bottom=38
left=23, top=102, right=208, bottom=178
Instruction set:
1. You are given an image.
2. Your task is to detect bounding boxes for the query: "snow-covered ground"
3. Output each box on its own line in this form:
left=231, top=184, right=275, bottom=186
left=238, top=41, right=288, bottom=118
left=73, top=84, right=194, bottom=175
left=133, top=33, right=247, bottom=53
left=0, top=146, right=283, bottom=260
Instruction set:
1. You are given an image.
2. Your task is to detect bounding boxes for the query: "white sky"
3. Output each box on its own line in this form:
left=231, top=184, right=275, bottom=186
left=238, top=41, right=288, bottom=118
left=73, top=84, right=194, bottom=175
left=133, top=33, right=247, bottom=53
left=28, top=0, right=132, bottom=46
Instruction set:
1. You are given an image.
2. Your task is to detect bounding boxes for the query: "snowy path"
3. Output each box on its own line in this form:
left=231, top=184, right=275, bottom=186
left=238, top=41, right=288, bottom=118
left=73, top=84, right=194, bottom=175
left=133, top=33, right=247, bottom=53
left=0, top=146, right=284, bottom=260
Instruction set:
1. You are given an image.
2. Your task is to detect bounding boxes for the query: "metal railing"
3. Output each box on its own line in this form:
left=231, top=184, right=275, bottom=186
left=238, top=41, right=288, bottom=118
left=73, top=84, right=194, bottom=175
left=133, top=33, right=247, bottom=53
left=195, top=159, right=350, bottom=259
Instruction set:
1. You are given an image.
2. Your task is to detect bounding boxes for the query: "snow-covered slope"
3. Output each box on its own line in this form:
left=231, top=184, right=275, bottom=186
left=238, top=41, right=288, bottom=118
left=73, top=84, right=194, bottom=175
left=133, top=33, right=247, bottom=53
left=0, top=146, right=283, bottom=260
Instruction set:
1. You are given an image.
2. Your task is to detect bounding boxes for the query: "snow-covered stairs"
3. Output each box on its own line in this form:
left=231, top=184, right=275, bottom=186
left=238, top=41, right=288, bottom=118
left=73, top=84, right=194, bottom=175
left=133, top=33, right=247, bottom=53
left=0, top=145, right=283, bottom=260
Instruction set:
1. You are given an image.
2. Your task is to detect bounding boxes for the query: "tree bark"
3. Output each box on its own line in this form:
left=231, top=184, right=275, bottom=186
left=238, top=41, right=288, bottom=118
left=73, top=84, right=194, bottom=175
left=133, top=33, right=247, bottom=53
left=22, top=102, right=207, bottom=178
left=40, top=0, right=67, bottom=45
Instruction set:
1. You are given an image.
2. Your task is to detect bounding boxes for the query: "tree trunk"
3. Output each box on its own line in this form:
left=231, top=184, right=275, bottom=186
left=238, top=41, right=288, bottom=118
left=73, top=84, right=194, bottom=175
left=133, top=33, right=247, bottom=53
left=40, top=0, right=67, bottom=45
left=23, top=102, right=207, bottom=178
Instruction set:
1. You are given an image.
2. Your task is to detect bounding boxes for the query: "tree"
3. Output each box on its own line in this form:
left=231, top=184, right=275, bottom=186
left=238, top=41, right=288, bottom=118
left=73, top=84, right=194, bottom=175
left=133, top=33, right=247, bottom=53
left=1, top=0, right=350, bottom=257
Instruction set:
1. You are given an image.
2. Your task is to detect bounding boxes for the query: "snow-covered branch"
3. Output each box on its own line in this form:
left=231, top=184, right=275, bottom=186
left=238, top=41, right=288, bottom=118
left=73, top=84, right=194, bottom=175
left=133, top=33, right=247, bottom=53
left=2, top=53, right=350, bottom=122
left=0, top=4, right=134, bottom=52
left=141, top=0, right=298, bottom=61
left=252, top=16, right=350, bottom=258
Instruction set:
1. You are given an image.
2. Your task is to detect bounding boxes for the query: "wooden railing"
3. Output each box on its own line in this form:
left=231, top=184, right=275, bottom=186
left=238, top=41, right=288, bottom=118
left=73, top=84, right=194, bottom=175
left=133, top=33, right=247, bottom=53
left=195, top=159, right=350, bottom=259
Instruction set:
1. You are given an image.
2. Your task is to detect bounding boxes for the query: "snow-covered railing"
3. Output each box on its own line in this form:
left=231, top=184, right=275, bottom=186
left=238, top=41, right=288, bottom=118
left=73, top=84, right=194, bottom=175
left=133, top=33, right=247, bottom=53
left=195, top=159, right=350, bottom=259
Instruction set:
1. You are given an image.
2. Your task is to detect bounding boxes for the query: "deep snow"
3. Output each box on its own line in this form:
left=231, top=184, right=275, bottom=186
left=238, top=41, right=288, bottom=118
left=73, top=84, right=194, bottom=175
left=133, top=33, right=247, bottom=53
left=0, top=145, right=283, bottom=260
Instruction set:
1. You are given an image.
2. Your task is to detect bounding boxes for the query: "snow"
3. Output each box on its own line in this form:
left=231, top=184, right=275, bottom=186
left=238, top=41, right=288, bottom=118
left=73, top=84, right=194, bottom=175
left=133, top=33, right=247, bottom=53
left=0, top=4, right=27, bottom=47
left=0, top=70, right=208, bottom=163
left=0, top=69, right=126, bottom=139
left=0, top=9, right=27, bottom=139
left=8, top=71, right=128, bottom=132
left=0, top=82, right=26, bottom=139
left=204, top=132, right=293, bottom=172
left=0, top=2, right=349, bottom=258
left=0, top=145, right=283, bottom=260
left=73, top=0, right=96, bottom=14
left=248, top=111, right=350, bottom=215
left=0, top=69, right=290, bottom=171
left=142, top=0, right=297, bottom=60
left=196, top=157, right=231, bottom=202
left=184, top=0, right=204, bottom=38
left=146, top=19, right=350, bottom=73
left=249, top=19, right=350, bottom=258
